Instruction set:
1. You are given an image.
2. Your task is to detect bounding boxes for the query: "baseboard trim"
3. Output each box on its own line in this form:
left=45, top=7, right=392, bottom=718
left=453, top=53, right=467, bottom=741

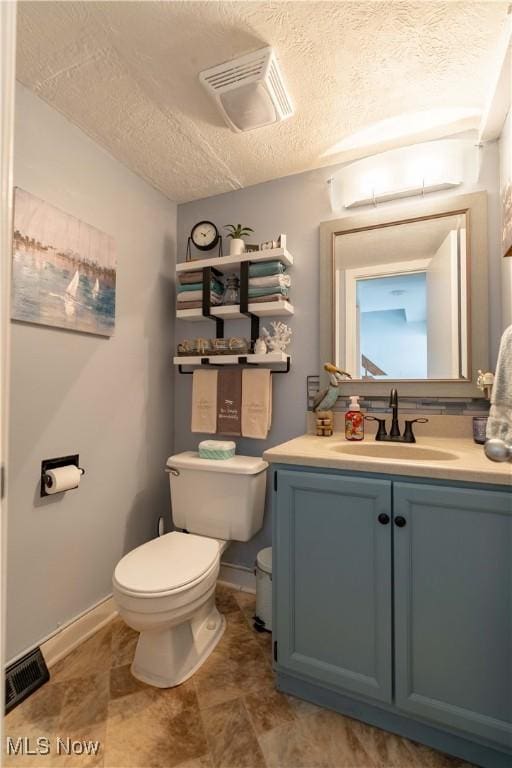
left=10, top=567, right=254, bottom=671
left=218, top=561, right=256, bottom=594
left=41, top=596, right=118, bottom=668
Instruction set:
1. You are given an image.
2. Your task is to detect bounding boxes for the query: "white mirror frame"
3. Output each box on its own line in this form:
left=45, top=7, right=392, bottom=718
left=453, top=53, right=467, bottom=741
left=319, top=191, right=489, bottom=397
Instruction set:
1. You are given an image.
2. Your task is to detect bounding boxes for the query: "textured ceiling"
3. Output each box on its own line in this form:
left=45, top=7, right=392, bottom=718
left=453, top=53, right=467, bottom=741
left=16, top=1, right=509, bottom=203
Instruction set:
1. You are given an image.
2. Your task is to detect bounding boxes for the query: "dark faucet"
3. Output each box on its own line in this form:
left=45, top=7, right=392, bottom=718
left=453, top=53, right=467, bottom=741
left=366, top=388, right=428, bottom=443
left=389, top=388, right=400, bottom=438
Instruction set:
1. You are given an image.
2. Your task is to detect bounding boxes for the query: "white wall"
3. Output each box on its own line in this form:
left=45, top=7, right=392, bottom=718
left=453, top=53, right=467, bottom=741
left=176, top=138, right=501, bottom=570
left=500, top=109, right=512, bottom=327
left=7, top=85, right=176, bottom=661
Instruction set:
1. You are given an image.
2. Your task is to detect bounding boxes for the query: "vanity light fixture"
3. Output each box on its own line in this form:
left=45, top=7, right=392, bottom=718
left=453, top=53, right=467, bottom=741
left=344, top=178, right=461, bottom=210
left=328, top=139, right=476, bottom=212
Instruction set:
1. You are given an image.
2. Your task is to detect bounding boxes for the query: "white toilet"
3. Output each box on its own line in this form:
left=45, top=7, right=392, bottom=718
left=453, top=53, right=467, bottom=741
left=112, top=451, right=268, bottom=688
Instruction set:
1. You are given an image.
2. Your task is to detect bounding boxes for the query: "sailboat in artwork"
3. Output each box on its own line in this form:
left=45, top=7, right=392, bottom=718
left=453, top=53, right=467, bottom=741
left=64, top=269, right=80, bottom=317
left=66, top=270, right=80, bottom=297
left=92, top=277, right=99, bottom=298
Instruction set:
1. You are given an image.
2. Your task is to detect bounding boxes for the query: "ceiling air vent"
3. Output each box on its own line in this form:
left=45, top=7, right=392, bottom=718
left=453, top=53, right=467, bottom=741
left=200, top=47, right=293, bottom=133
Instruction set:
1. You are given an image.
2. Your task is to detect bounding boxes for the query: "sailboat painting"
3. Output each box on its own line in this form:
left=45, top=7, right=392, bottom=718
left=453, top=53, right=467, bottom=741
left=11, top=188, right=116, bottom=336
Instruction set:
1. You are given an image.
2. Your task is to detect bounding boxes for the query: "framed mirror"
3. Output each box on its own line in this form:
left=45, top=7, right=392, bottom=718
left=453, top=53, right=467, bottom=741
left=320, top=192, right=488, bottom=396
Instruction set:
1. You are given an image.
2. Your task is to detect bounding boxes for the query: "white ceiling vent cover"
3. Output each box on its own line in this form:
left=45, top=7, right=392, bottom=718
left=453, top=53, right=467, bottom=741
left=200, top=47, right=293, bottom=133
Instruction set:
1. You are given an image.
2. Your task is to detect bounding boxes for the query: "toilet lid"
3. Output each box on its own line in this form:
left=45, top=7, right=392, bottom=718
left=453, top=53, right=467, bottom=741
left=113, top=532, right=220, bottom=594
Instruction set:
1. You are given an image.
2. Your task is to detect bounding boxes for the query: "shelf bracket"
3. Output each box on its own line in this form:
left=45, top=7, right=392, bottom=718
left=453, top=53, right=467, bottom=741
left=239, top=261, right=260, bottom=343
left=202, top=266, right=224, bottom=338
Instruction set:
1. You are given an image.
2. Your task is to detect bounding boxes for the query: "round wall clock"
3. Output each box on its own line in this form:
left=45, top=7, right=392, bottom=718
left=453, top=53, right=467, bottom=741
left=190, top=221, right=220, bottom=251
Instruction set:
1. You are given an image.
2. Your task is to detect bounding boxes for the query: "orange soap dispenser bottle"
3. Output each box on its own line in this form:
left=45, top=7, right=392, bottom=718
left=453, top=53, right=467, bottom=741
left=345, top=396, right=364, bottom=441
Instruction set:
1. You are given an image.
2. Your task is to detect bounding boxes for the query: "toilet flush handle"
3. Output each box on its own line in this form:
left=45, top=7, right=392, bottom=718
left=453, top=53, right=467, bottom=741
left=165, top=466, right=180, bottom=476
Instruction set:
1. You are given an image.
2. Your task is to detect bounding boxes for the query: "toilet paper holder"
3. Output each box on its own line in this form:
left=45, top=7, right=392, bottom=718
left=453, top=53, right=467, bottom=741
left=40, top=454, right=85, bottom=497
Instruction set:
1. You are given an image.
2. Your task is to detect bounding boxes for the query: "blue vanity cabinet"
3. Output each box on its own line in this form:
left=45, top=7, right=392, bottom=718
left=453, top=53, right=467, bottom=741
left=273, top=465, right=512, bottom=765
left=393, top=482, right=512, bottom=750
left=273, top=469, right=393, bottom=703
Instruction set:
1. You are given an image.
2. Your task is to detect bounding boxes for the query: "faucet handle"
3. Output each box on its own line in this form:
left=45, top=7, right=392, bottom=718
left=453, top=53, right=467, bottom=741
left=403, top=418, right=429, bottom=443
left=365, top=415, right=387, bottom=440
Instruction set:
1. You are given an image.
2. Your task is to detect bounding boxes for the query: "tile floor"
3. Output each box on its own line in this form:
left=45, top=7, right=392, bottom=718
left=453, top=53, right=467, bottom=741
left=4, top=585, right=472, bottom=768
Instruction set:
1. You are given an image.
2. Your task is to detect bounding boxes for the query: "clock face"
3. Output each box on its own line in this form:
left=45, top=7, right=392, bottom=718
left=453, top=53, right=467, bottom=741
left=191, top=221, right=219, bottom=251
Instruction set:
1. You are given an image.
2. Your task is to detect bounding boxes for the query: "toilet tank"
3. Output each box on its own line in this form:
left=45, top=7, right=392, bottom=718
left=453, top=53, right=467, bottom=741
left=166, top=452, right=268, bottom=541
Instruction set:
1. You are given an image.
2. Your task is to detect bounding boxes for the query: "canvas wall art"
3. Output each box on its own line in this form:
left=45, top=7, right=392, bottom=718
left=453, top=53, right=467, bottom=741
left=11, top=188, right=116, bottom=336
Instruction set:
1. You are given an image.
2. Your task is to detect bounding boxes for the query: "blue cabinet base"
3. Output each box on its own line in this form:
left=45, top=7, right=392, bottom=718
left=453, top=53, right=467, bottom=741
left=277, top=671, right=512, bottom=768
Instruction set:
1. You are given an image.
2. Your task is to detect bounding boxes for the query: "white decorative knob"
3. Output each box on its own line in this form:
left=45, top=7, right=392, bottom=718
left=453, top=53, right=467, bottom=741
left=484, top=439, right=512, bottom=463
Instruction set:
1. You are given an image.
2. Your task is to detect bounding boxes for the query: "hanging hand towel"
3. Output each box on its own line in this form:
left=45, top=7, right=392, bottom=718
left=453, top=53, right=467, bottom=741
left=192, top=369, right=218, bottom=433
left=242, top=369, right=272, bottom=439
left=487, top=324, right=512, bottom=443
left=217, top=369, right=242, bottom=435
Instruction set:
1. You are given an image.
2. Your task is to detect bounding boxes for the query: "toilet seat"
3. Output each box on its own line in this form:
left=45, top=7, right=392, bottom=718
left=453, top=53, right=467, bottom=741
left=113, top=532, right=220, bottom=598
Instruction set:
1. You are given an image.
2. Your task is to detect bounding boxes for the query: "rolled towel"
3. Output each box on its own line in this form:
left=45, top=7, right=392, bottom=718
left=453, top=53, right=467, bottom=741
left=179, top=270, right=206, bottom=285
left=249, top=274, right=291, bottom=289
left=249, top=261, right=286, bottom=277
left=248, top=285, right=289, bottom=299
left=487, top=324, right=512, bottom=443
left=248, top=294, right=285, bottom=304
left=177, top=290, right=222, bottom=304
left=178, top=279, right=223, bottom=295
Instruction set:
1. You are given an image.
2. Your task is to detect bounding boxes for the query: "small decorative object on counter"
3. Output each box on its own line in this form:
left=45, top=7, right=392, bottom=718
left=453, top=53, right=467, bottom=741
left=315, top=410, right=334, bottom=437
left=472, top=416, right=489, bottom=445
left=224, top=223, right=254, bottom=256
left=261, top=321, right=292, bottom=352
left=254, top=337, right=267, bottom=355
left=312, top=363, right=352, bottom=437
left=477, top=369, right=495, bottom=400
left=198, top=440, right=236, bottom=460
left=223, top=273, right=240, bottom=305
left=345, top=395, right=364, bottom=441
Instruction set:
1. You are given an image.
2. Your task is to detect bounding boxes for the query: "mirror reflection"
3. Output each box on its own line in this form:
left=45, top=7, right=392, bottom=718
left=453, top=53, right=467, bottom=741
left=334, top=213, right=468, bottom=380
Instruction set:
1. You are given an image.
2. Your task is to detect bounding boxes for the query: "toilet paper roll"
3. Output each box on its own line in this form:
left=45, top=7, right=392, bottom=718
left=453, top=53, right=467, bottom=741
left=45, top=465, right=82, bottom=494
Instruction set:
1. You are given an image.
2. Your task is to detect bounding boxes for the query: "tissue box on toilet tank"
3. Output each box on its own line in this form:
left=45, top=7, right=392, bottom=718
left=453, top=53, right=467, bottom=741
left=198, top=440, right=236, bottom=460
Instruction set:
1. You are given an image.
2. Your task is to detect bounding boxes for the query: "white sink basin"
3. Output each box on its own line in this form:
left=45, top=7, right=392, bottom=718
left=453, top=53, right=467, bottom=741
left=332, top=443, right=459, bottom=462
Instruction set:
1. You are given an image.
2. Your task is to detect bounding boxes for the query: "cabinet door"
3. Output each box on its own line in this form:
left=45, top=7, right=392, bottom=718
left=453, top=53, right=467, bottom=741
left=394, top=482, right=512, bottom=750
left=274, top=469, right=392, bottom=702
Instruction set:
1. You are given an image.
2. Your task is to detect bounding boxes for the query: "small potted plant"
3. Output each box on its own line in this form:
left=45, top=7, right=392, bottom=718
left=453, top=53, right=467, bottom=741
left=224, top=224, right=254, bottom=256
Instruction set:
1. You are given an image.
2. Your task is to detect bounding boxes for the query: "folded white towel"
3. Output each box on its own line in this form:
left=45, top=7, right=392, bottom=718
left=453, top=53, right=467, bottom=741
left=487, top=324, right=512, bottom=443
left=249, top=274, right=291, bottom=289
left=177, top=290, right=222, bottom=304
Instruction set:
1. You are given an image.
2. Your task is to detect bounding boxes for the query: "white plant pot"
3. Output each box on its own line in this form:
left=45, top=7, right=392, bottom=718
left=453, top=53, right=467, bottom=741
left=229, top=238, right=245, bottom=256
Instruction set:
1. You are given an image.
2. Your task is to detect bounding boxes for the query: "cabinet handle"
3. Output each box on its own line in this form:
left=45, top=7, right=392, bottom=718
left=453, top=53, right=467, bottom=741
left=377, top=513, right=390, bottom=525
left=394, top=516, right=407, bottom=528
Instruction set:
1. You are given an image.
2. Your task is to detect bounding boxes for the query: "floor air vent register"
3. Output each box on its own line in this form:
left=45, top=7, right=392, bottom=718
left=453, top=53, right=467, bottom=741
left=5, top=647, right=49, bottom=714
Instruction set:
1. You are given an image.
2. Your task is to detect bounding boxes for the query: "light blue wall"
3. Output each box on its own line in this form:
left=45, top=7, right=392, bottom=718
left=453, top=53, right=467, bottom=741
left=360, top=310, right=427, bottom=379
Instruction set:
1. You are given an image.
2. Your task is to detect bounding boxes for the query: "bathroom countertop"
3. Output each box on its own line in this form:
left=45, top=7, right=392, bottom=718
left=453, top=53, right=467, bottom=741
left=263, top=434, right=512, bottom=487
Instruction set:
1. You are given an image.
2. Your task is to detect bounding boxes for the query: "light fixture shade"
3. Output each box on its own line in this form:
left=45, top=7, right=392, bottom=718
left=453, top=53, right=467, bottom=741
left=329, top=139, right=478, bottom=211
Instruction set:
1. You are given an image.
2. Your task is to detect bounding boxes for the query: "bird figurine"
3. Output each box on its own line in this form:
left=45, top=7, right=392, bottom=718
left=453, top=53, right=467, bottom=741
left=312, top=363, right=352, bottom=436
